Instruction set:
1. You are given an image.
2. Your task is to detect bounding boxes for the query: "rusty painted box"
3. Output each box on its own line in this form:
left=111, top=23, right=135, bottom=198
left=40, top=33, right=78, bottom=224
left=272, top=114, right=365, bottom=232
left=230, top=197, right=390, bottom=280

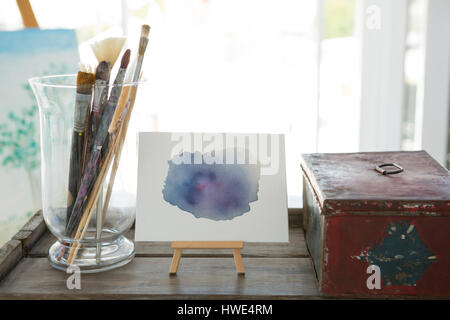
left=301, top=151, right=450, bottom=298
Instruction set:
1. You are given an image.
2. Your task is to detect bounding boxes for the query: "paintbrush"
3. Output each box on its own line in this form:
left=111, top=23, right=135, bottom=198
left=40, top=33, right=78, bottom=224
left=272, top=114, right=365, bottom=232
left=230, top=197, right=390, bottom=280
left=90, top=37, right=126, bottom=68
left=66, top=70, right=95, bottom=227
left=100, top=49, right=131, bottom=155
left=88, top=36, right=127, bottom=243
left=67, top=26, right=151, bottom=265
left=65, top=51, right=132, bottom=264
left=67, top=121, right=122, bottom=265
left=108, top=25, right=150, bottom=134
left=82, top=61, right=111, bottom=175
left=87, top=36, right=126, bottom=157
left=94, top=49, right=130, bottom=259
left=88, top=36, right=127, bottom=136
left=101, top=26, right=151, bottom=227
left=65, top=49, right=131, bottom=237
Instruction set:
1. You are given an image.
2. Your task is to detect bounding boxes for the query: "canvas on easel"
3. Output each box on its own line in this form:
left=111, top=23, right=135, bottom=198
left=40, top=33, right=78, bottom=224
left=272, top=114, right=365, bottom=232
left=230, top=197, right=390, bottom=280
left=135, top=132, right=289, bottom=273
left=0, top=5, right=79, bottom=246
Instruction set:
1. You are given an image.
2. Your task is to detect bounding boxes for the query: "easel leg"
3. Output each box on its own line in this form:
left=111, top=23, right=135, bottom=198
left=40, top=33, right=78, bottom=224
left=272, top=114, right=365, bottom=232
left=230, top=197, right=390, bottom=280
left=169, top=248, right=182, bottom=275
left=169, top=242, right=245, bottom=275
left=232, top=248, right=245, bottom=275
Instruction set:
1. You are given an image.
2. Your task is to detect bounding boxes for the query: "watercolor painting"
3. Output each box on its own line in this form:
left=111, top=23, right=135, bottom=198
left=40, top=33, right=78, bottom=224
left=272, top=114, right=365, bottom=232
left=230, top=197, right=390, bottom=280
left=0, top=29, right=79, bottom=246
left=163, top=151, right=261, bottom=221
left=136, top=132, right=289, bottom=242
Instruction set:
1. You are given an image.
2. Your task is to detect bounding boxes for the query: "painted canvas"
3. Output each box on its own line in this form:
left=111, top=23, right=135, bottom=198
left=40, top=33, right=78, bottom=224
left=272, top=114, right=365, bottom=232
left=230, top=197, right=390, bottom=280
left=0, top=29, right=79, bottom=246
left=136, top=132, right=289, bottom=242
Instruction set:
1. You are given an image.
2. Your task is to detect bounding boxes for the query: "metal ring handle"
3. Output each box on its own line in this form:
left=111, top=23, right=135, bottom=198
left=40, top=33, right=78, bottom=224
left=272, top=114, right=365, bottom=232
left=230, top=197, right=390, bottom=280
left=375, top=163, right=404, bottom=175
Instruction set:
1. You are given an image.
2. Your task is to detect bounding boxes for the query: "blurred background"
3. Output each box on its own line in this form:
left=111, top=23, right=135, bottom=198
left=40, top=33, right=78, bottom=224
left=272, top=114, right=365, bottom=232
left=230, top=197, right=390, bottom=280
left=0, top=0, right=449, bottom=246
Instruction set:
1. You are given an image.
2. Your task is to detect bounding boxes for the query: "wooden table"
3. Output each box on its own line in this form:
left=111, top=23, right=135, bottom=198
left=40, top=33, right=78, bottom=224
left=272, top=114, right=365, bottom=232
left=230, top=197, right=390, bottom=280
left=0, top=210, right=320, bottom=299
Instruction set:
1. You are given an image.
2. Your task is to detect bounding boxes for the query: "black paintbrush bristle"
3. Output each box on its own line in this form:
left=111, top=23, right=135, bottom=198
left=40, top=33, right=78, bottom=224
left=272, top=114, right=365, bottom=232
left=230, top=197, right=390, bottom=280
left=95, top=61, right=111, bottom=81
left=121, top=49, right=131, bottom=69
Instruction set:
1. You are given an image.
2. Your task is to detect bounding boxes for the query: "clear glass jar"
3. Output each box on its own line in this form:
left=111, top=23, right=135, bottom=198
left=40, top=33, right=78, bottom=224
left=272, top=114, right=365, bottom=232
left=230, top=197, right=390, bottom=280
left=29, top=74, right=144, bottom=273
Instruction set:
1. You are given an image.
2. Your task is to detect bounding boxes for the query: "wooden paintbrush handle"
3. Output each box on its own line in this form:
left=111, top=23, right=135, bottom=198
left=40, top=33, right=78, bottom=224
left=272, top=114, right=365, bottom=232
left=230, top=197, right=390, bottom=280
left=66, top=131, right=84, bottom=226
left=101, top=138, right=121, bottom=225
left=101, top=85, right=139, bottom=225
left=16, top=0, right=38, bottom=28
left=67, top=136, right=119, bottom=264
left=109, top=86, right=131, bottom=133
left=69, top=84, right=139, bottom=264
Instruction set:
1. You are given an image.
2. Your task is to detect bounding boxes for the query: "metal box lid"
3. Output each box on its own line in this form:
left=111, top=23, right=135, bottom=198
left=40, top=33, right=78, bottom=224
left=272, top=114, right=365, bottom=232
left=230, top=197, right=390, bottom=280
left=300, top=151, right=450, bottom=216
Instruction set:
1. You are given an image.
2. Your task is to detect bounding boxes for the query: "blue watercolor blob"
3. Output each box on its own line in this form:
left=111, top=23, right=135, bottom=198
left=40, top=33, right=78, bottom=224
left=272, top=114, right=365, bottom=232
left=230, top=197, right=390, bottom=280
left=162, top=151, right=260, bottom=221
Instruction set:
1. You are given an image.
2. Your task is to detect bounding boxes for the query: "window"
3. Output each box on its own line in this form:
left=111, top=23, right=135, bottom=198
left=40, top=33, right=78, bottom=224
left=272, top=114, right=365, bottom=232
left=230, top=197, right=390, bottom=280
left=1, top=0, right=449, bottom=247
left=318, top=0, right=359, bottom=153
left=401, top=0, right=427, bottom=151
left=130, top=0, right=319, bottom=208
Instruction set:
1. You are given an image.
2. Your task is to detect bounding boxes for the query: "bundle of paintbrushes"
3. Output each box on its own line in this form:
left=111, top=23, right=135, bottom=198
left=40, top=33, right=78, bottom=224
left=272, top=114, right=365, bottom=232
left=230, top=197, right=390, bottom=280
left=61, top=25, right=150, bottom=265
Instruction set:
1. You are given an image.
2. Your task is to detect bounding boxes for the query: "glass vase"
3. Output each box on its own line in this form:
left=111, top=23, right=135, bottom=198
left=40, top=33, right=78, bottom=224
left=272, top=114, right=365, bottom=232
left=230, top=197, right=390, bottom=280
left=29, top=74, right=143, bottom=273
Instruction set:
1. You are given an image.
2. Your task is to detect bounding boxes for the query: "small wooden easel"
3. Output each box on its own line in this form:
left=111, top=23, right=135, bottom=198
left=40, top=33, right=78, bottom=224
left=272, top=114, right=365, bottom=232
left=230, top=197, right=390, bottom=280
left=169, top=241, right=245, bottom=275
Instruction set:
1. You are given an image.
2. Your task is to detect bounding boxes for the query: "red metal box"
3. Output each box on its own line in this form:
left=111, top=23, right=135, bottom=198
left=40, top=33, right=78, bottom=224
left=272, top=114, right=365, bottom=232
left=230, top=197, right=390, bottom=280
left=301, top=151, right=450, bottom=298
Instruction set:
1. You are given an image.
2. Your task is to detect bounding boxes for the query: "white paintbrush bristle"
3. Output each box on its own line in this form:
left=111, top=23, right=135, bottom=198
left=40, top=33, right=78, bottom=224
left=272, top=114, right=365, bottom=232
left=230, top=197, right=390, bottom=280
left=79, top=62, right=95, bottom=74
left=90, top=37, right=126, bottom=67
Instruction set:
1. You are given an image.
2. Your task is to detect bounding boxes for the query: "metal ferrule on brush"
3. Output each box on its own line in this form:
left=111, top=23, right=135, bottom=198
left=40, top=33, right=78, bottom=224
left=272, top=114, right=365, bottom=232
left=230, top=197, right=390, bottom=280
left=73, top=94, right=91, bottom=132
left=133, top=36, right=149, bottom=82
left=109, top=68, right=127, bottom=103
left=92, top=80, right=108, bottom=113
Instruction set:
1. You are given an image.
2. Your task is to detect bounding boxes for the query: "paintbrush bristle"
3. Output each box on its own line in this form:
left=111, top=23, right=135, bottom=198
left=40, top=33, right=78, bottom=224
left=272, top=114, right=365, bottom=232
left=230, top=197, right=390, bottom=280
left=141, top=24, right=150, bottom=39
left=121, top=49, right=131, bottom=69
left=96, top=61, right=111, bottom=81
left=79, top=62, right=94, bottom=74
left=90, top=37, right=126, bottom=67
left=138, top=25, right=151, bottom=56
left=77, top=71, right=95, bottom=94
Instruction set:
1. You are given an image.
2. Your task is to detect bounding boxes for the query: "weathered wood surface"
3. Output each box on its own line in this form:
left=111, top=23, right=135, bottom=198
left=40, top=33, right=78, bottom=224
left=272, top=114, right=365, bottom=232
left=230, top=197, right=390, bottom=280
left=301, top=151, right=450, bottom=215
left=0, top=240, right=22, bottom=282
left=12, top=210, right=46, bottom=255
left=302, top=152, right=450, bottom=298
left=0, top=211, right=45, bottom=282
left=29, top=227, right=308, bottom=258
left=0, top=257, right=318, bottom=299
left=0, top=209, right=321, bottom=299
left=303, top=177, right=323, bottom=285
left=29, top=210, right=304, bottom=258
left=323, top=214, right=450, bottom=298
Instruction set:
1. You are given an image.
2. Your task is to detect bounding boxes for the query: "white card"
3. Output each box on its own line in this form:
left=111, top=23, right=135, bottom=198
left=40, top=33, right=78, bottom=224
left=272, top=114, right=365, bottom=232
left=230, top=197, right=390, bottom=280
left=136, top=132, right=288, bottom=242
